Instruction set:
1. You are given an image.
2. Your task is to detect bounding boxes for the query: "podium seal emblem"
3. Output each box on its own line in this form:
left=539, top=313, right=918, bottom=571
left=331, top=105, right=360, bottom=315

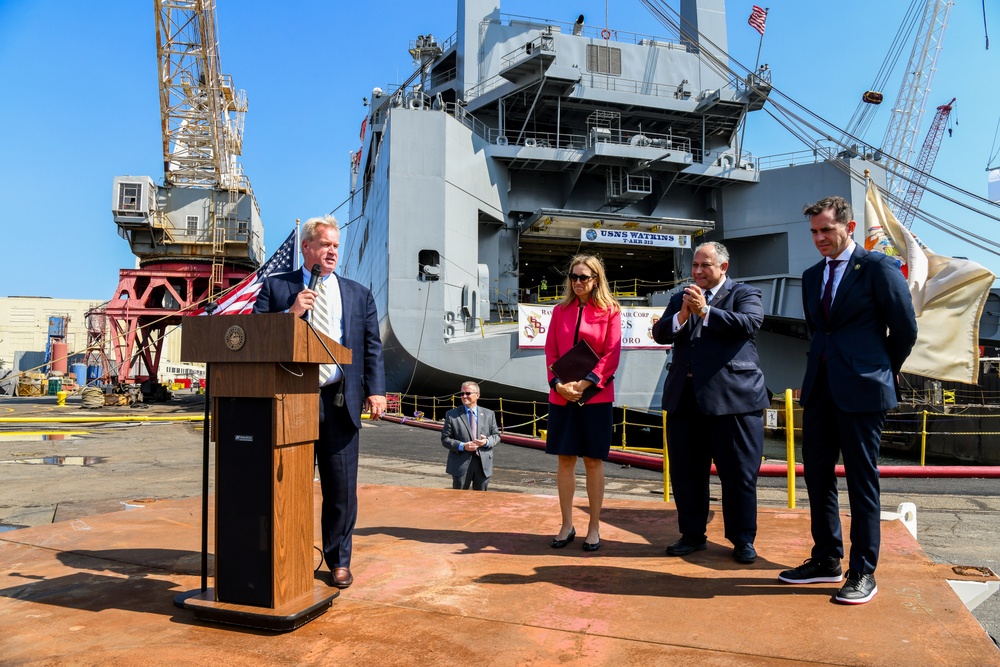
left=224, top=325, right=246, bottom=351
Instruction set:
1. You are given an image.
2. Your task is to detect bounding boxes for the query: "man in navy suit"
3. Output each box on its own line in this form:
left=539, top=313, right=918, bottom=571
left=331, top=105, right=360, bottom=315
left=253, top=215, right=386, bottom=589
left=652, top=241, right=770, bottom=564
left=441, top=381, right=501, bottom=490
left=779, top=196, right=916, bottom=605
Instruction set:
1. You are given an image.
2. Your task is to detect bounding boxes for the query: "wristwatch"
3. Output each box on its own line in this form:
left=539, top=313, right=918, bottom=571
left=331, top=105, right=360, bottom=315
left=699, top=304, right=709, bottom=316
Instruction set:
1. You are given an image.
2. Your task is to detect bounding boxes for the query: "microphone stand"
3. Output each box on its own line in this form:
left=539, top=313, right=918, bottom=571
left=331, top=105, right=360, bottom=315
left=305, top=264, right=346, bottom=408
left=305, top=318, right=346, bottom=408
left=174, top=301, right=216, bottom=607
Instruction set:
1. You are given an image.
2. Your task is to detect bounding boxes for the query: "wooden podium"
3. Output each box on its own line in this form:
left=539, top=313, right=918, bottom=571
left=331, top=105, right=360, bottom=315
left=178, top=313, right=351, bottom=631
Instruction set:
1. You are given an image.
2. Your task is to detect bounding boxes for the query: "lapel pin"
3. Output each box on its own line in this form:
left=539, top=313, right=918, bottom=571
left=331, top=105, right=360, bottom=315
left=854, top=264, right=861, bottom=270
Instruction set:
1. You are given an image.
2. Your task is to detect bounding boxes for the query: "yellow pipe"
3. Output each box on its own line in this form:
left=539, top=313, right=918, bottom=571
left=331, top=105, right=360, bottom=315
left=921, top=410, right=928, bottom=466
left=662, top=410, right=670, bottom=503
left=784, top=388, right=796, bottom=509
left=0, top=431, right=90, bottom=436
left=620, top=405, right=627, bottom=450
left=0, top=415, right=205, bottom=423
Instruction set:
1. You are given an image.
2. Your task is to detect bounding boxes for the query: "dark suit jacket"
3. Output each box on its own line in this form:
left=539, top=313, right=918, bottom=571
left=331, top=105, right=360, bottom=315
left=800, top=245, right=917, bottom=413
left=253, top=269, right=386, bottom=429
left=652, top=277, right=770, bottom=415
left=441, top=405, right=501, bottom=479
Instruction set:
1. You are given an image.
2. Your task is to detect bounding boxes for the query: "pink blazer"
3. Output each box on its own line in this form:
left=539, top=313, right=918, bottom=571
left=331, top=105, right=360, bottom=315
left=545, top=299, right=622, bottom=406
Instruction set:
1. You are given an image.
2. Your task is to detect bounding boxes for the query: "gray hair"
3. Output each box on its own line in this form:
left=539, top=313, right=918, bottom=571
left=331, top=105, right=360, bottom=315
left=461, top=381, right=480, bottom=394
left=301, top=214, right=340, bottom=243
left=694, top=241, right=729, bottom=264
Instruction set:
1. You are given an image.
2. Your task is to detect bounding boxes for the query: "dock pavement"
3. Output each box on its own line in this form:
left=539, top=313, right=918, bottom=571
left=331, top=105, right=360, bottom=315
left=1, top=394, right=999, bottom=664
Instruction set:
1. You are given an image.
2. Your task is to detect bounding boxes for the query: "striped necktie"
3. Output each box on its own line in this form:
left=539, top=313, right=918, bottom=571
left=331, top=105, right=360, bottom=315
left=468, top=409, right=478, bottom=439
left=314, top=280, right=334, bottom=385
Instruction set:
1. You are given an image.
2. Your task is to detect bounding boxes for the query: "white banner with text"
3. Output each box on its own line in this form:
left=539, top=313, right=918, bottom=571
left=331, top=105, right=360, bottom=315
left=579, top=228, right=691, bottom=248
left=518, top=304, right=670, bottom=350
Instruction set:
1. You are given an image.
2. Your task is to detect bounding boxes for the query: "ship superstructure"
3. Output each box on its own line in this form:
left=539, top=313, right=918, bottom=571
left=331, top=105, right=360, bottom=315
left=343, top=0, right=884, bottom=407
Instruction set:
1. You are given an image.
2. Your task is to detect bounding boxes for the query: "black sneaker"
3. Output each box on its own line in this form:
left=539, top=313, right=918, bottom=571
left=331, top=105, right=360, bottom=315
left=778, top=557, right=843, bottom=584
left=835, top=571, right=877, bottom=604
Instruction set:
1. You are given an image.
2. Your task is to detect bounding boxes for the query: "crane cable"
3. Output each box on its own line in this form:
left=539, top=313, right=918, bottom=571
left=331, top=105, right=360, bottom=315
left=639, top=0, right=1000, bottom=249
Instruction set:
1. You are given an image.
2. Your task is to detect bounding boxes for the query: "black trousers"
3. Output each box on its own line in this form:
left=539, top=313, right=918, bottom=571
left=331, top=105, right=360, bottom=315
left=802, top=365, right=885, bottom=574
left=317, top=384, right=359, bottom=570
left=666, top=378, right=764, bottom=545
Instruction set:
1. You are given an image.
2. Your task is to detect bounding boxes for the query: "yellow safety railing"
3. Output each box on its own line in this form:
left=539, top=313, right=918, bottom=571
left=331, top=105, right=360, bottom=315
left=387, top=390, right=1000, bottom=510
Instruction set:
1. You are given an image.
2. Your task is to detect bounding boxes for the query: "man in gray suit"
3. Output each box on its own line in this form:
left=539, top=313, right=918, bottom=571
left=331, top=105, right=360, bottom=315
left=441, top=381, right=500, bottom=490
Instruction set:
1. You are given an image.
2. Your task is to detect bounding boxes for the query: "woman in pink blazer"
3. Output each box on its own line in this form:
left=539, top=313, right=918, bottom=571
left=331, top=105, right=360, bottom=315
left=544, top=255, right=622, bottom=552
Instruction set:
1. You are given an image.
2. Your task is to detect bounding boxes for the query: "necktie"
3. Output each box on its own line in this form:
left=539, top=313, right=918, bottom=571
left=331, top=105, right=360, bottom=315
left=314, top=281, right=334, bottom=385
left=821, top=260, right=842, bottom=320
left=468, top=409, right=478, bottom=439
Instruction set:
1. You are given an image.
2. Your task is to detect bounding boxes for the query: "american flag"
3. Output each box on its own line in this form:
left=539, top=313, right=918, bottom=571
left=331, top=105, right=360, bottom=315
left=748, top=5, right=767, bottom=35
left=190, top=228, right=298, bottom=315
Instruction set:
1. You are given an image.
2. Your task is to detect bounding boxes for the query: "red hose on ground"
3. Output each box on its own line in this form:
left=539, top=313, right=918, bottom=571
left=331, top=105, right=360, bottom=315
left=383, top=415, right=1000, bottom=478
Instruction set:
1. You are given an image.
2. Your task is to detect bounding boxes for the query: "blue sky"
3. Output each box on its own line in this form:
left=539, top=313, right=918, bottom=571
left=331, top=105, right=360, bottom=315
left=2, top=0, right=998, bottom=300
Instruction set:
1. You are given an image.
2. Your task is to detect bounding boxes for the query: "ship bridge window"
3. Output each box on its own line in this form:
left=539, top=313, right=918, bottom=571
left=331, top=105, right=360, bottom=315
left=419, top=249, right=440, bottom=281
left=186, top=215, right=199, bottom=235
left=586, top=45, right=621, bottom=76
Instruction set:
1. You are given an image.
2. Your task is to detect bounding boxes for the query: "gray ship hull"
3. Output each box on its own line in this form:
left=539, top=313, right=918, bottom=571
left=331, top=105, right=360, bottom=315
left=343, top=1, right=884, bottom=407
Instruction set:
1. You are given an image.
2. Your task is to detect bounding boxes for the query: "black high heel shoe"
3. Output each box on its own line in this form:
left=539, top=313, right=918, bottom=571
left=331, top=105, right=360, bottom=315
left=550, top=527, right=576, bottom=548
left=582, top=536, right=601, bottom=552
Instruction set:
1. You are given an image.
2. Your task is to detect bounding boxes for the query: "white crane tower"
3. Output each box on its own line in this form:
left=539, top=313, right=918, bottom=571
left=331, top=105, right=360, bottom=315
left=104, top=0, right=265, bottom=394
left=881, top=0, right=954, bottom=205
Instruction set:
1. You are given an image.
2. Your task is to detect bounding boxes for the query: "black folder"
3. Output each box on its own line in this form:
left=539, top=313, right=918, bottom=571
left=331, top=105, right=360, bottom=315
left=549, top=340, right=611, bottom=405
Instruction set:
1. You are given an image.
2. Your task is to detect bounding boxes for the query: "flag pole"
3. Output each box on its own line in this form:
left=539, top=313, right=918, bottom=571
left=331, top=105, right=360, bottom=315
left=294, top=218, right=301, bottom=272
left=739, top=7, right=768, bottom=172
left=753, top=9, right=768, bottom=71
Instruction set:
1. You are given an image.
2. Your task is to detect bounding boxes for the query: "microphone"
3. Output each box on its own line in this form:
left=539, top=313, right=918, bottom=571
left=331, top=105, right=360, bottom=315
left=308, top=263, right=322, bottom=291
left=307, top=264, right=322, bottom=322
left=303, top=263, right=346, bottom=407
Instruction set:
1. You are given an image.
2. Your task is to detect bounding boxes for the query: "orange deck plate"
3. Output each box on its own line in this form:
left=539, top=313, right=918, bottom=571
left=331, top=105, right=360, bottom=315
left=1, top=484, right=998, bottom=666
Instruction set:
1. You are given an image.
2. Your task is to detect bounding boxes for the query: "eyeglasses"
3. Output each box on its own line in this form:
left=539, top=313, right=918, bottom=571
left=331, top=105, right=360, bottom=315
left=459, top=391, right=477, bottom=396
left=568, top=274, right=593, bottom=282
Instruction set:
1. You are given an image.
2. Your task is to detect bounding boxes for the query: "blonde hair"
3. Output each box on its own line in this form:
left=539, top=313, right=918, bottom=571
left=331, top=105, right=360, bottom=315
left=559, top=254, right=620, bottom=312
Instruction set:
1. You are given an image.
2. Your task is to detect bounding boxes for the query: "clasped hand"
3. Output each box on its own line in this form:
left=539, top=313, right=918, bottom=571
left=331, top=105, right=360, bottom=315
left=677, top=284, right=707, bottom=324
left=556, top=379, right=593, bottom=403
left=464, top=435, right=489, bottom=452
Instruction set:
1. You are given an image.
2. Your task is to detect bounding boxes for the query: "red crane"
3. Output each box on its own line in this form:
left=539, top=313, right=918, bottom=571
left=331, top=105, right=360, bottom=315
left=896, top=97, right=956, bottom=229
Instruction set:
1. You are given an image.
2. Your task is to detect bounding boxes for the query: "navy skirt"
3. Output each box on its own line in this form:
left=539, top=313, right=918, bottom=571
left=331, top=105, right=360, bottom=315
left=544, top=402, right=614, bottom=460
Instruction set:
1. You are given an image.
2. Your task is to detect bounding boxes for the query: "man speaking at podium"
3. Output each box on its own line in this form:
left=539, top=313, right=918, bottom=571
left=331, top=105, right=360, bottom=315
left=254, top=215, right=386, bottom=589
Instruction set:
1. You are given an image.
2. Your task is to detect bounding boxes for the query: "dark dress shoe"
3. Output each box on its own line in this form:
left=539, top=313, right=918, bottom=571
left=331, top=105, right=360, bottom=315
left=551, top=527, right=576, bottom=548
left=734, top=542, right=757, bottom=564
left=582, top=538, right=601, bottom=552
left=665, top=536, right=707, bottom=557
left=331, top=567, right=353, bottom=589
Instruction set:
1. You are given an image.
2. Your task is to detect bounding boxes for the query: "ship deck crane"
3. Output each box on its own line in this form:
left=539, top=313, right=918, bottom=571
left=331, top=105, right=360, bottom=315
left=102, top=0, right=265, bottom=396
